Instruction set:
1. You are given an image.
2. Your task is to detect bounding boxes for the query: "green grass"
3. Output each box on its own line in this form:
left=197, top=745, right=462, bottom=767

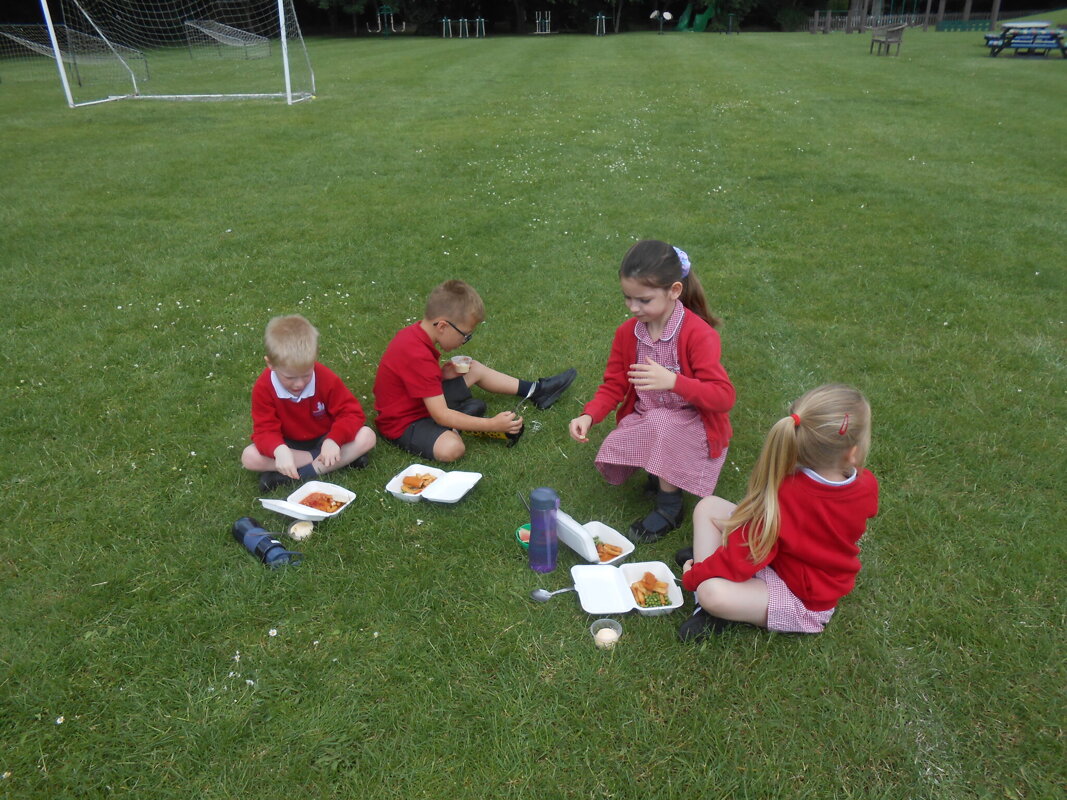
left=1, top=25, right=1064, bottom=798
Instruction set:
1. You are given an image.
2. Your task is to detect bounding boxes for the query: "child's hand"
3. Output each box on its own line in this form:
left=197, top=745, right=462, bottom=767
left=628, top=357, right=677, bottom=392
left=492, top=411, right=524, bottom=434
left=272, top=445, right=299, bottom=480
left=569, top=414, right=592, bottom=443
left=681, top=559, right=694, bottom=574
left=318, top=438, right=341, bottom=469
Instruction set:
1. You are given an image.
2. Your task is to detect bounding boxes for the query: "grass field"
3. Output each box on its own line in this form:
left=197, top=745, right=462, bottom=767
left=1, top=21, right=1064, bottom=799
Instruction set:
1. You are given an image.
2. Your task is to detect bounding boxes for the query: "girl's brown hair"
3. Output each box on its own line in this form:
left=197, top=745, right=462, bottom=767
left=723, top=384, right=872, bottom=563
left=618, top=239, right=719, bottom=327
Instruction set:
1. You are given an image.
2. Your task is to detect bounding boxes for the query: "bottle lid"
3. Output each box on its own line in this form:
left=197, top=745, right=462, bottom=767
left=530, top=487, right=559, bottom=511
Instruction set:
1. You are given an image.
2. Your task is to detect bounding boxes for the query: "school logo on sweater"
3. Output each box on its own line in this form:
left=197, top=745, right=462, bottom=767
left=312, top=402, right=327, bottom=417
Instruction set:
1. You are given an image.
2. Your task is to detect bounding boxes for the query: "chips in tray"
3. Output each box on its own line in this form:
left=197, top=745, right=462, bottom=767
left=595, top=540, right=625, bottom=563
left=630, top=571, right=670, bottom=608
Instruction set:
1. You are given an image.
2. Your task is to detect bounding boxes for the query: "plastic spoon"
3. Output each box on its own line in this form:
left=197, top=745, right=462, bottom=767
left=512, top=383, right=536, bottom=415
left=530, top=586, right=575, bottom=602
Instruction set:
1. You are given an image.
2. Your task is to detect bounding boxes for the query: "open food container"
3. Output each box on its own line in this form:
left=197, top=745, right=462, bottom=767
left=569, top=561, right=684, bottom=616
left=385, top=464, right=482, bottom=504
left=555, top=511, right=635, bottom=566
left=259, top=480, right=355, bottom=522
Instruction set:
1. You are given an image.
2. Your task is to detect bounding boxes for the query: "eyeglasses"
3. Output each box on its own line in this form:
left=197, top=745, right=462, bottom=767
left=444, top=320, right=473, bottom=344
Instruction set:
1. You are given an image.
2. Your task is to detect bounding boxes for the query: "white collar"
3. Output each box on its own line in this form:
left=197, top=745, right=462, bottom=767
left=636, top=300, right=685, bottom=344
left=801, top=466, right=857, bottom=486
left=271, top=369, right=316, bottom=402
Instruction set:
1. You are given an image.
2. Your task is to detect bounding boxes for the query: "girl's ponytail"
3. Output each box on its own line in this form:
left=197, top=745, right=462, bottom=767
left=679, top=271, right=719, bottom=328
left=722, top=416, right=798, bottom=563
left=724, top=384, right=871, bottom=563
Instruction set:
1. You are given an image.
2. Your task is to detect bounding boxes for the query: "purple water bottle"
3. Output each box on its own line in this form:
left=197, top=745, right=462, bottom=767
left=528, top=487, right=559, bottom=573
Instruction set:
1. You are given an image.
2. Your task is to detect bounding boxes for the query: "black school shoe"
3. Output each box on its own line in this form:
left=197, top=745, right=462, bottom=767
left=678, top=608, right=732, bottom=643
left=628, top=491, right=685, bottom=543
left=259, top=470, right=297, bottom=493
left=529, top=368, right=577, bottom=410
left=674, top=547, right=694, bottom=568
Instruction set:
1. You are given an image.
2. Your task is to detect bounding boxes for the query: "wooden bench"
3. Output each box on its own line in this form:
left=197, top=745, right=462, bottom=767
left=870, top=24, right=905, bottom=56
left=987, top=32, right=1067, bottom=57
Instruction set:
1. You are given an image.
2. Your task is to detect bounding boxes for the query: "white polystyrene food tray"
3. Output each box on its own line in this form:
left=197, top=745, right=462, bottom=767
left=260, top=481, right=355, bottom=521
left=385, top=464, right=482, bottom=504
left=555, top=513, right=634, bottom=565
left=570, top=561, right=683, bottom=616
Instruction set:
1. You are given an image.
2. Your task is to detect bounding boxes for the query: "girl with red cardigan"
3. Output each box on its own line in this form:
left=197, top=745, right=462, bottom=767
left=678, top=384, right=879, bottom=642
left=568, top=240, right=735, bottom=542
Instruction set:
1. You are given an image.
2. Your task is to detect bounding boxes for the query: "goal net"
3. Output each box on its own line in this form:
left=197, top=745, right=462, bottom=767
left=13, top=0, right=314, bottom=107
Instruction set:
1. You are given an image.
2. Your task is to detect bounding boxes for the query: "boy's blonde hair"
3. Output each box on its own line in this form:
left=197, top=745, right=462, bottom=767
left=264, top=315, right=319, bottom=370
left=425, top=280, right=485, bottom=325
left=724, top=384, right=872, bottom=563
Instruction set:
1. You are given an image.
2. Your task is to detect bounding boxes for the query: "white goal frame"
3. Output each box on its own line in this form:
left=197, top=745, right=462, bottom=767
left=34, top=0, right=314, bottom=107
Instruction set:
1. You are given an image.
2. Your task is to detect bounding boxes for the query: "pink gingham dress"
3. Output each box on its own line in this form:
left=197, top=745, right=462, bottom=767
left=757, top=566, right=836, bottom=634
left=594, top=302, right=726, bottom=497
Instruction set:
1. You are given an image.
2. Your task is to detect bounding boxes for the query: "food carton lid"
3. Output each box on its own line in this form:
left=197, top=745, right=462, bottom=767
left=556, top=509, right=599, bottom=562
left=421, top=471, right=482, bottom=503
left=259, top=498, right=330, bottom=522
left=570, top=564, right=636, bottom=615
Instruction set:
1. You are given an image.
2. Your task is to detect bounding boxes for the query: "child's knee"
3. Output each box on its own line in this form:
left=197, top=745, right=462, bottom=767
left=240, top=445, right=261, bottom=470
left=694, top=495, right=733, bottom=521
left=433, top=432, right=465, bottom=463
left=356, top=426, right=377, bottom=451
left=696, top=578, right=731, bottom=613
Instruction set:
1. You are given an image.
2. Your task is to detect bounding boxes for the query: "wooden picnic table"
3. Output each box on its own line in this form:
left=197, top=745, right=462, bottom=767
left=985, top=26, right=1067, bottom=57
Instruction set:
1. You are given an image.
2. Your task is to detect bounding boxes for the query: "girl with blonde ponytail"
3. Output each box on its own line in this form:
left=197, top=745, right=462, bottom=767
left=677, top=384, right=879, bottom=641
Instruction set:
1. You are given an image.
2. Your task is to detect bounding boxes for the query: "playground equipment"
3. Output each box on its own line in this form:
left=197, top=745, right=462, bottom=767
left=534, top=11, right=552, bottom=34
left=593, top=13, right=607, bottom=36
left=676, top=3, right=717, bottom=32
left=650, top=10, right=674, bottom=34
left=367, top=5, right=405, bottom=36
left=441, top=17, right=486, bottom=38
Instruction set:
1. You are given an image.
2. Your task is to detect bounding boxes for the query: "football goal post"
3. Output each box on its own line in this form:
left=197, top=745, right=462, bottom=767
left=26, top=0, right=314, bottom=107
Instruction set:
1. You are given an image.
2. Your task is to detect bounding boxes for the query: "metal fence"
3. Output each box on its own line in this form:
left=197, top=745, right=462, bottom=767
left=808, top=9, right=1049, bottom=33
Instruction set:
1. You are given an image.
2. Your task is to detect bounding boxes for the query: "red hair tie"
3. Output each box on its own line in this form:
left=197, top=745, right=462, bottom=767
left=790, top=413, right=801, bottom=428
left=838, top=413, right=850, bottom=435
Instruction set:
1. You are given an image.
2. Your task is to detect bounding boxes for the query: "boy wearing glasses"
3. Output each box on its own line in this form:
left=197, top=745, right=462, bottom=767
left=373, top=280, right=575, bottom=463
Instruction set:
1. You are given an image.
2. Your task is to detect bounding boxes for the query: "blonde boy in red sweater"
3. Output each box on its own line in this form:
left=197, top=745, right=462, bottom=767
left=241, top=315, right=376, bottom=492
